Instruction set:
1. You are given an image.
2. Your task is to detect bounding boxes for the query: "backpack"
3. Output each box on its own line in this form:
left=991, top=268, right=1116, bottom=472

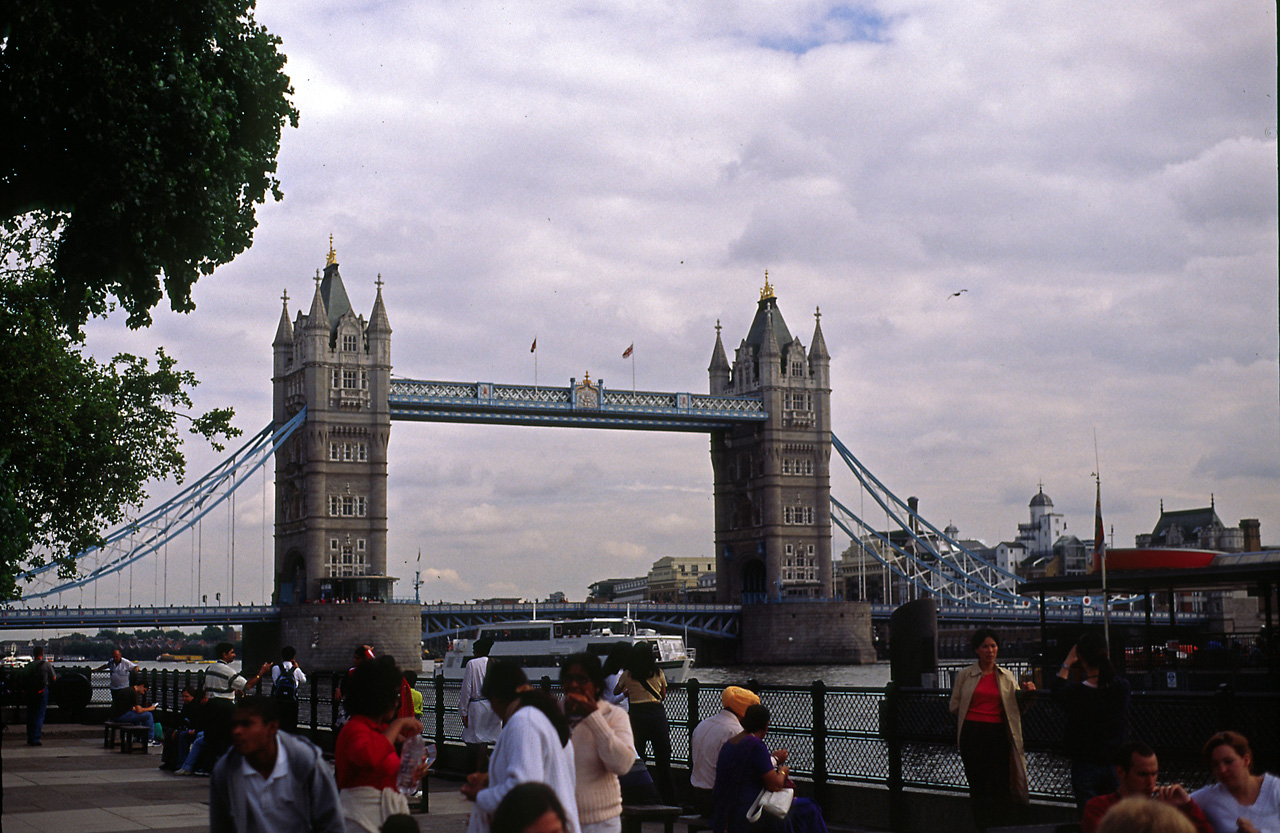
left=273, top=662, right=298, bottom=701
left=22, top=660, right=46, bottom=700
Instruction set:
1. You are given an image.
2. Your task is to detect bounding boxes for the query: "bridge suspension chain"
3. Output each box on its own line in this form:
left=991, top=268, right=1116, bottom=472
left=18, top=409, right=306, bottom=600
left=830, top=433, right=1059, bottom=610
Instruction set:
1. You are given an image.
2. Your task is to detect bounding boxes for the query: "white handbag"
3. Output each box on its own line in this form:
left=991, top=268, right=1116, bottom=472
left=746, top=787, right=794, bottom=822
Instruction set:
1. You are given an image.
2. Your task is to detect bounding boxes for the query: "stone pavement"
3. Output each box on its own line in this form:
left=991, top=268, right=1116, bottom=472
left=1, top=722, right=471, bottom=833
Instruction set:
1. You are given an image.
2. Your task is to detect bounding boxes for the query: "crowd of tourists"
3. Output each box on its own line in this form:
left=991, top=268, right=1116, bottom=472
left=459, top=641, right=829, bottom=833
left=16, top=629, right=1278, bottom=833
left=950, top=627, right=1279, bottom=833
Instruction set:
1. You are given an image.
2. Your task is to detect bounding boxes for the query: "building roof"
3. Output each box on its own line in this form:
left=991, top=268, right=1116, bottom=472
left=319, top=262, right=353, bottom=334
left=743, top=294, right=793, bottom=355
left=1150, top=506, right=1223, bottom=542
left=1030, top=488, right=1053, bottom=508
left=1019, top=549, right=1280, bottom=594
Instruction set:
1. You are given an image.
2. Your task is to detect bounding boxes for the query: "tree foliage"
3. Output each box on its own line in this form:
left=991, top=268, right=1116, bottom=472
left=0, top=264, right=240, bottom=599
left=0, top=1, right=294, bottom=601
left=0, top=0, right=299, bottom=332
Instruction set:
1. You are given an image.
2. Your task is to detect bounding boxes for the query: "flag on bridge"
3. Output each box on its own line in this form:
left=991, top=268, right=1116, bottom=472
left=1093, top=479, right=1105, bottom=567
left=530, top=337, right=537, bottom=353
left=622, top=343, right=633, bottom=359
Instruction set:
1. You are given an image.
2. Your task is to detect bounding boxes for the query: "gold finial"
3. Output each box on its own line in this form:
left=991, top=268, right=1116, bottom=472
left=815, top=305, right=821, bottom=321
left=759, top=269, right=774, bottom=301
left=583, top=370, right=591, bottom=385
left=715, top=319, right=722, bottom=336
left=314, top=268, right=321, bottom=287
left=375, top=273, right=384, bottom=291
left=281, top=289, right=289, bottom=306
left=326, top=234, right=337, bottom=266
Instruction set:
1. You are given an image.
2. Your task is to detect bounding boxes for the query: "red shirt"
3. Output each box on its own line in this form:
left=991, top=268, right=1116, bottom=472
left=1081, top=792, right=1214, bottom=833
left=965, top=671, right=1004, bottom=723
left=334, top=714, right=400, bottom=790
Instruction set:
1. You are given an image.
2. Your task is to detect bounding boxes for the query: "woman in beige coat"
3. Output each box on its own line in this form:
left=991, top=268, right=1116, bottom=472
left=949, top=628, right=1036, bottom=831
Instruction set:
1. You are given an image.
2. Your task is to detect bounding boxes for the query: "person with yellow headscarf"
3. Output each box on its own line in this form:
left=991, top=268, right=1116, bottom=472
left=689, top=686, right=764, bottom=817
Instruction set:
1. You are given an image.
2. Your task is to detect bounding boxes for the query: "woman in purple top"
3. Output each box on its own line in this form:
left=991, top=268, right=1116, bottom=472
left=712, top=704, right=788, bottom=833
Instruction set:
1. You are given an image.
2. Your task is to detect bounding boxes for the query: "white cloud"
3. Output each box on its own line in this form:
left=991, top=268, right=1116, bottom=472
left=54, top=0, right=1278, bottom=606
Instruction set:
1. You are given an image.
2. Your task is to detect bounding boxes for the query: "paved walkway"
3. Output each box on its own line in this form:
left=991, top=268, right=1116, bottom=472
left=2, top=722, right=471, bottom=833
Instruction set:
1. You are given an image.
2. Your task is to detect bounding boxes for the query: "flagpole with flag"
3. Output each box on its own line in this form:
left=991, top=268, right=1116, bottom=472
left=1094, top=473, right=1110, bottom=651
left=622, top=343, right=634, bottom=392
left=531, top=337, right=538, bottom=391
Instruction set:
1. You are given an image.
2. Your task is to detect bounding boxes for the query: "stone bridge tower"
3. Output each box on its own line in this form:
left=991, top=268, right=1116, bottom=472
left=710, top=276, right=833, bottom=602
left=273, top=241, right=392, bottom=605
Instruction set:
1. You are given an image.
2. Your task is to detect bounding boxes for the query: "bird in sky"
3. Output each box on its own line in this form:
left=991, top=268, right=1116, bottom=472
left=947, top=289, right=968, bottom=299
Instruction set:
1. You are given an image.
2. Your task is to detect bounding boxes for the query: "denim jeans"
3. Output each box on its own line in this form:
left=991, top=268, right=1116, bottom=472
left=117, top=709, right=155, bottom=733
left=181, top=731, right=206, bottom=771
left=27, top=689, right=49, bottom=744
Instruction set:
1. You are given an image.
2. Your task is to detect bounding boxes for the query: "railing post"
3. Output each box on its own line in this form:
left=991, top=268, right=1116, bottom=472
left=687, top=679, right=700, bottom=752
left=310, top=674, right=320, bottom=734
left=434, top=673, right=446, bottom=750
left=811, top=680, right=828, bottom=806
left=883, top=681, right=905, bottom=832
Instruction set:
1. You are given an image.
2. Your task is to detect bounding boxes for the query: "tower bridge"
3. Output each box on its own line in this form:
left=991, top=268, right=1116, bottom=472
left=13, top=243, right=1121, bottom=667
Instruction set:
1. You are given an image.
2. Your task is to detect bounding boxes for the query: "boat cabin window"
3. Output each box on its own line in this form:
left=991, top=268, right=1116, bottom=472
left=484, top=627, right=552, bottom=642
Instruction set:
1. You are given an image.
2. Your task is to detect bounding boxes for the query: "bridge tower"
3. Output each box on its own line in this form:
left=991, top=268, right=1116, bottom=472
left=272, top=241, right=393, bottom=605
left=710, top=276, right=833, bottom=603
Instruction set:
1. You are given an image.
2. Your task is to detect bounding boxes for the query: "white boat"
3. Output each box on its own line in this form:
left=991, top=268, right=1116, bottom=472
left=439, top=618, right=694, bottom=683
left=1, top=653, right=34, bottom=669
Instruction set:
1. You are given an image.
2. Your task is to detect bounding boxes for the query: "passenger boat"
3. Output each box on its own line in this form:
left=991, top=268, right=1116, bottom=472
left=1, top=653, right=34, bottom=669
left=439, top=618, right=694, bottom=683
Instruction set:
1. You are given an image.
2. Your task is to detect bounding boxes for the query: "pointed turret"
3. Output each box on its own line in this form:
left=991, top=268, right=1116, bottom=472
left=306, top=273, right=328, bottom=331
left=273, top=291, right=294, bottom=347
left=369, top=275, right=391, bottom=336
left=808, top=306, right=829, bottom=387
left=709, top=319, right=730, bottom=395
left=368, top=275, right=392, bottom=366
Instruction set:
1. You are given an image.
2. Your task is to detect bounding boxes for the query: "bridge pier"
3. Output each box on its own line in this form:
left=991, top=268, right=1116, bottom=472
left=275, top=603, right=422, bottom=674
left=740, top=601, right=874, bottom=665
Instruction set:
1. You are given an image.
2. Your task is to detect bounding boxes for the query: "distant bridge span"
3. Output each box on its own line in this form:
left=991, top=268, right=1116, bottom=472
left=0, top=600, right=1193, bottom=636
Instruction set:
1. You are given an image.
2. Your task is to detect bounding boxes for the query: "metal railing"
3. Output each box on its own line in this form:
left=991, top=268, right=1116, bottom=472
left=8, top=667, right=1275, bottom=832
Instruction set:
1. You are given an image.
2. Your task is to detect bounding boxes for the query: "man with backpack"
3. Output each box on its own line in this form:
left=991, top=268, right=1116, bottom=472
left=24, top=646, right=56, bottom=746
left=270, top=646, right=307, bottom=734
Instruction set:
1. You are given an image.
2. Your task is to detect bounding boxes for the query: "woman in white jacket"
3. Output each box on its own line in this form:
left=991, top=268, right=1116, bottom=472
left=462, top=661, right=580, bottom=833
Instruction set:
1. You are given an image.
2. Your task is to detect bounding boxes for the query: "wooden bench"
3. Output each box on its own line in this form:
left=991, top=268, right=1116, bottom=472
left=103, top=721, right=150, bottom=754
left=621, top=804, right=683, bottom=833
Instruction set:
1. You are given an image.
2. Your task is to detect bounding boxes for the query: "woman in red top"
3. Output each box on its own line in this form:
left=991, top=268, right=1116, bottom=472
left=949, top=628, right=1036, bottom=832
left=335, top=656, right=426, bottom=832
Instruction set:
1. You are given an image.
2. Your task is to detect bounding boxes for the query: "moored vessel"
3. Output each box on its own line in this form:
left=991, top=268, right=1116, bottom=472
left=439, top=618, right=693, bottom=682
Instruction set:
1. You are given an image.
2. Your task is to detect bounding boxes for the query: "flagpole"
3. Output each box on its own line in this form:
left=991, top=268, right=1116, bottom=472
left=1094, top=430, right=1110, bottom=651
left=631, top=353, right=635, bottom=394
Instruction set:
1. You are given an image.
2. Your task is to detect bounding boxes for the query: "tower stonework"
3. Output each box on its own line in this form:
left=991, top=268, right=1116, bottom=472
left=710, top=278, right=834, bottom=602
left=273, top=252, right=392, bottom=604
left=269, top=246, right=418, bottom=673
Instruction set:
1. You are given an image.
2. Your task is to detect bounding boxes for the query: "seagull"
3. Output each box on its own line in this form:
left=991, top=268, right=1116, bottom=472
left=947, top=289, right=968, bottom=299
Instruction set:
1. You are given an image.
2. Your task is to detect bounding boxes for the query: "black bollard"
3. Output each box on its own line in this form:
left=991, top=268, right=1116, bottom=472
left=889, top=598, right=939, bottom=687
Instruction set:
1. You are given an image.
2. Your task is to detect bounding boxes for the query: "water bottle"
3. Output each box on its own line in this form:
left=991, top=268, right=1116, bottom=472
left=397, top=734, right=426, bottom=795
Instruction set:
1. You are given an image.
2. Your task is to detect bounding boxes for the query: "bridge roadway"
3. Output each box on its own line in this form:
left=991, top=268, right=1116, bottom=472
left=0, top=599, right=1188, bottom=636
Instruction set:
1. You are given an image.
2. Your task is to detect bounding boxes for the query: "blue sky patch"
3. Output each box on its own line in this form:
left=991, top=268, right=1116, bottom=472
left=758, top=4, right=892, bottom=54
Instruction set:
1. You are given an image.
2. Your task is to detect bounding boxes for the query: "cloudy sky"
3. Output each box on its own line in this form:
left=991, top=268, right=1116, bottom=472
left=37, top=1, right=1280, bottom=608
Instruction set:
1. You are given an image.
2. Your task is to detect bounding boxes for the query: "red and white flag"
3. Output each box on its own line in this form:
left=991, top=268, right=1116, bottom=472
left=1092, top=480, right=1105, bottom=566
left=622, top=343, right=633, bottom=359
left=530, top=337, right=537, bottom=353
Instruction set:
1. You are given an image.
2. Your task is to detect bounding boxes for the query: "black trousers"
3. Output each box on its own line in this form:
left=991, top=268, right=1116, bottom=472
left=959, top=720, right=1017, bottom=832
left=628, top=702, right=675, bottom=804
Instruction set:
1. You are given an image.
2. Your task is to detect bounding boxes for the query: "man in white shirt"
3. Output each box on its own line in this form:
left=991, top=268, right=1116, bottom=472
left=205, top=642, right=272, bottom=763
left=689, top=686, right=761, bottom=816
left=210, top=696, right=344, bottom=833
left=459, top=636, right=501, bottom=771
left=96, top=649, right=138, bottom=717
